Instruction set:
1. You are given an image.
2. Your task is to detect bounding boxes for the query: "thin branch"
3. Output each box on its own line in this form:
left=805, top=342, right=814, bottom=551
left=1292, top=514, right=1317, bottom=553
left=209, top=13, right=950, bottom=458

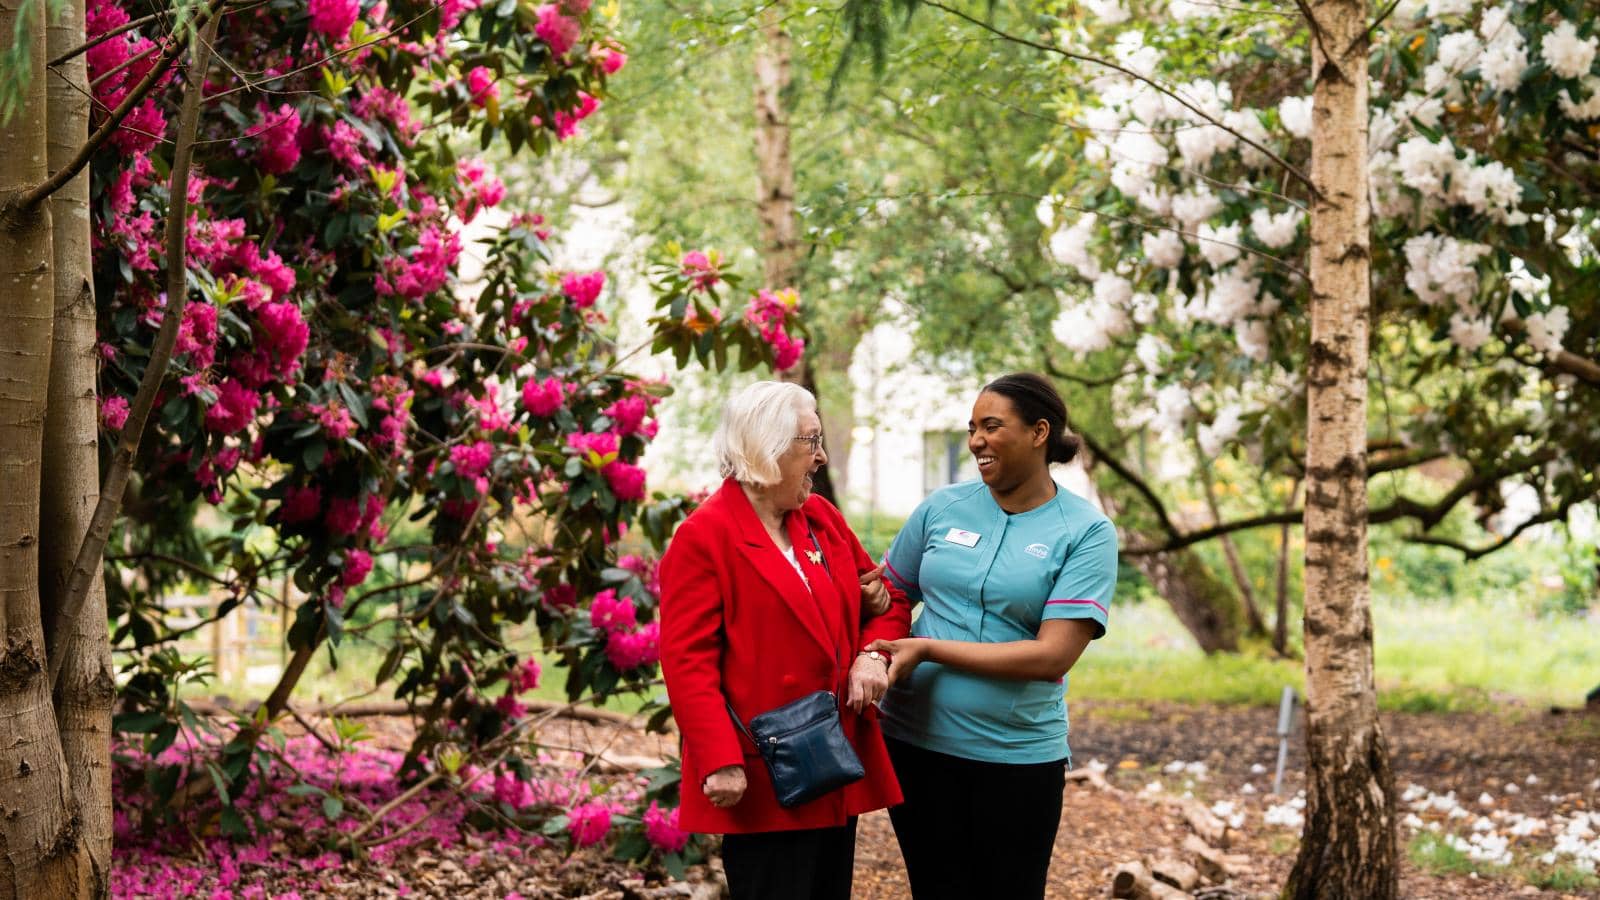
left=49, top=9, right=222, bottom=690
left=14, top=0, right=227, bottom=212
left=921, top=0, right=1321, bottom=201
left=47, top=11, right=164, bottom=67
left=1501, top=317, right=1600, bottom=387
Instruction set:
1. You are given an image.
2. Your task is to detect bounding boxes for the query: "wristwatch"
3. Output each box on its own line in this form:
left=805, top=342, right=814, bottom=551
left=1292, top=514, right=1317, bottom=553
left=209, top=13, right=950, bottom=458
left=860, top=649, right=888, bottom=665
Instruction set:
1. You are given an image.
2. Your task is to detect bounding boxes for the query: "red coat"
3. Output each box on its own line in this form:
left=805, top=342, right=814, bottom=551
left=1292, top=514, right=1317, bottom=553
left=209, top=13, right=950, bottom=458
left=659, top=478, right=911, bottom=834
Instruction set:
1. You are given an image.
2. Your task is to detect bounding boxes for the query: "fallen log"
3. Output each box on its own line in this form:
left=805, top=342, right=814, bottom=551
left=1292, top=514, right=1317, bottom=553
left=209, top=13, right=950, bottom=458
left=1181, top=834, right=1229, bottom=884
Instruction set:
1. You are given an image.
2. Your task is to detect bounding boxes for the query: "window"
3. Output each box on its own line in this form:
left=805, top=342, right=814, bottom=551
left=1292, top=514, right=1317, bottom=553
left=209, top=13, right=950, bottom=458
left=923, top=431, right=976, bottom=492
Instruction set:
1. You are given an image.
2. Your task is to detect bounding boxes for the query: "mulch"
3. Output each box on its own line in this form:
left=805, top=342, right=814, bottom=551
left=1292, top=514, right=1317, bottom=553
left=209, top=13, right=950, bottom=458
left=126, top=699, right=1600, bottom=898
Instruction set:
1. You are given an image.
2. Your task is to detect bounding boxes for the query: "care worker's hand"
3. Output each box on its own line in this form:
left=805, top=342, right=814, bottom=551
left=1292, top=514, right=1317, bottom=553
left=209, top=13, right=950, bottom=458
left=859, top=563, right=891, bottom=617
left=703, top=765, right=747, bottom=808
left=867, top=638, right=929, bottom=685
left=846, top=651, right=890, bottom=712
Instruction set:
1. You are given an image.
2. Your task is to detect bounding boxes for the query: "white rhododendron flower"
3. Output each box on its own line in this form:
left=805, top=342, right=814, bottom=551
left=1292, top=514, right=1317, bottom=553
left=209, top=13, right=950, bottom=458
left=1135, top=333, right=1170, bottom=373
left=1559, top=76, right=1600, bottom=119
left=1130, top=291, right=1159, bottom=325
left=1153, top=383, right=1193, bottom=435
left=1198, top=404, right=1245, bottom=455
left=1458, top=160, right=1527, bottom=223
left=1111, top=161, right=1157, bottom=198
left=1052, top=304, right=1110, bottom=354
left=1049, top=216, right=1102, bottom=280
left=1082, top=107, right=1124, bottom=163
left=1172, top=187, right=1223, bottom=229
left=1204, top=267, right=1261, bottom=324
left=1249, top=207, right=1302, bottom=249
left=1436, top=31, right=1483, bottom=73
left=1143, top=230, right=1185, bottom=268
left=1093, top=272, right=1134, bottom=308
left=1234, top=319, right=1270, bottom=362
left=1137, top=186, right=1174, bottom=216
left=1403, top=233, right=1489, bottom=307
left=1035, top=194, right=1058, bottom=229
left=1084, top=0, right=1131, bottom=25
left=1278, top=95, right=1312, bottom=138
left=1395, top=135, right=1463, bottom=199
left=1540, top=21, right=1598, bottom=80
left=1167, top=0, right=1211, bottom=21
left=1524, top=307, right=1571, bottom=358
left=1198, top=222, right=1243, bottom=267
left=1224, top=109, right=1271, bottom=167
left=1176, top=124, right=1236, bottom=169
left=1449, top=313, right=1493, bottom=351
left=1424, top=0, right=1472, bottom=17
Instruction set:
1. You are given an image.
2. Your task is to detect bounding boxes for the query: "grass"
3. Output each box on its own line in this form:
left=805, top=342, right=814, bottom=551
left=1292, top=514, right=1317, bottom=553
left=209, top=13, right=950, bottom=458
left=1521, top=864, right=1600, bottom=892
left=1072, top=594, right=1596, bottom=711
left=1407, top=831, right=1487, bottom=877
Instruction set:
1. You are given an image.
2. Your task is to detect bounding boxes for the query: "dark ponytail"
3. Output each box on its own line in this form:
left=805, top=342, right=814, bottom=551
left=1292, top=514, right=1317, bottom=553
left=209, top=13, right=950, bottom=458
left=980, top=373, right=1081, bottom=465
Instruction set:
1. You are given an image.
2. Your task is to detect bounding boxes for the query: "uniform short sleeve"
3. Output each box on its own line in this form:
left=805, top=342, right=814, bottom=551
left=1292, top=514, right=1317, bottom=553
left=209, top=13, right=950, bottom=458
left=882, top=498, right=931, bottom=604
left=1041, top=518, right=1117, bottom=638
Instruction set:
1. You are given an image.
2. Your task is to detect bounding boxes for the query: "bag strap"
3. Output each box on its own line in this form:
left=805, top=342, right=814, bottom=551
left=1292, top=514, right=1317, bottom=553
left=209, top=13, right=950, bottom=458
left=726, top=700, right=759, bottom=746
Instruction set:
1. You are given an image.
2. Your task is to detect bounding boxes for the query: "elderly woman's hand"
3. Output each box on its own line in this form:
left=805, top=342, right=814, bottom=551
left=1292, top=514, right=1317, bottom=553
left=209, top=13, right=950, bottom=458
left=703, top=765, right=747, bottom=808
left=859, top=563, right=891, bottom=617
left=846, top=650, right=890, bottom=712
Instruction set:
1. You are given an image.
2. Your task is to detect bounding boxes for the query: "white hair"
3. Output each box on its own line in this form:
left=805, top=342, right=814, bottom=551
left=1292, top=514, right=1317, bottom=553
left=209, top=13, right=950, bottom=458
left=712, top=381, right=817, bottom=486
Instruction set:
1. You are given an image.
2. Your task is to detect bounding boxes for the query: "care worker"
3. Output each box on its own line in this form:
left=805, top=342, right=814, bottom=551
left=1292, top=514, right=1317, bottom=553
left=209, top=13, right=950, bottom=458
left=869, top=372, right=1118, bottom=900
left=658, top=381, right=911, bottom=900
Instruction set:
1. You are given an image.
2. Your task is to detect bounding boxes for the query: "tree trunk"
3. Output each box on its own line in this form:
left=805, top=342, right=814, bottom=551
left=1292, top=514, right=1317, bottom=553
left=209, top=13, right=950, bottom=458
left=0, top=2, right=90, bottom=896
left=1126, top=542, right=1241, bottom=654
left=754, top=1, right=847, bottom=505
left=1273, top=479, right=1300, bottom=658
left=1285, top=0, right=1397, bottom=894
left=42, top=0, right=114, bottom=891
left=1193, top=443, right=1268, bottom=638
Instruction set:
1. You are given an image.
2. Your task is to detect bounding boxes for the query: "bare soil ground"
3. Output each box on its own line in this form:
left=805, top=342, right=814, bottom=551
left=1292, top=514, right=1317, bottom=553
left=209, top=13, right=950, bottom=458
left=127, top=699, right=1600, bottom=898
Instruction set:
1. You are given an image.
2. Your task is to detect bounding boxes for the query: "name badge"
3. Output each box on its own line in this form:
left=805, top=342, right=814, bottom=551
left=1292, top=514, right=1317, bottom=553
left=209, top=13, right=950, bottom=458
left=944, top=528, right=981, bottom=548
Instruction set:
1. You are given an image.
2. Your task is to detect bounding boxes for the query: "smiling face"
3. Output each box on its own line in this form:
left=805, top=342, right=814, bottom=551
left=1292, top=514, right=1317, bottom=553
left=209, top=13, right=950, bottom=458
left=968, top=391, right=1048, bottom=492
left=770, top=410, right=826, bottom=512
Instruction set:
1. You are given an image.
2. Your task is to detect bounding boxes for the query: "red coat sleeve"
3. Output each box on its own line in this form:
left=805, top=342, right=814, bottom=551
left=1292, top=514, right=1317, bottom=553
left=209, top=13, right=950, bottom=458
left=810, top=497, right=911, bottom=651
left=658, top=517, right=745, bottom=778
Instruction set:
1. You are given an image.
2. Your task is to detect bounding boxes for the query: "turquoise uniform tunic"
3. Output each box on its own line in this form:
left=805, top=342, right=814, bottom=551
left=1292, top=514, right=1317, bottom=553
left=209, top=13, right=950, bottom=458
left=878, top=480, right=1117, bottom=765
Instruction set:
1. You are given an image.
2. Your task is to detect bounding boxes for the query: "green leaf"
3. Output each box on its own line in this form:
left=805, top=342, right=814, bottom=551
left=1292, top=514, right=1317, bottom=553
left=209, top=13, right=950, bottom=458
left=322, top=795, right=345, bottom=820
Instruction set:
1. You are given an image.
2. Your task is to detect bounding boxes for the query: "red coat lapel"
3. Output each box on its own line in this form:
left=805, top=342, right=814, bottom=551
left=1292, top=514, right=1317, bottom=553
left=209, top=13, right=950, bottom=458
left=721, top=480, right=836, bottom=663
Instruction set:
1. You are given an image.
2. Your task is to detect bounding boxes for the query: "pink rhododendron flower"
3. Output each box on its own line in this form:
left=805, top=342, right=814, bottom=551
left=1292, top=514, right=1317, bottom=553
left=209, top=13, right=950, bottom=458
left=494, top=693, right=528, bottom=720
left=280, top=485, right=322, bottom=524
left=561, top=271, right=605, bottom=308
left=100, top=395, right=130, bottom=431
left=439, top=0, right=483, bottom=30
left=534, top=4, right=580, bottom=56
left=643, top=801, right=689, bottom=853
left=450, top=440, right=494, bottom=478
left=601, top=460, right=646, bottom=502
left=604, top=621, right=659, bottom=670
left=466, top=66, right=499, bottom=107
left=256, top=301, right=310, bottom=378
left=308, top=0, right=360, bottom=39
left=551, top=92, right=599, bottom=141
left=111, top=97, right=166, bottom=154
left=593, top=43, right=626, bottom=74
left=588, top=589, right=636, bottom=633
left=567, top=801, right=612, bottom=847
left=521, top=376, right=568, bottom=416
left=543, top=583, right=577, bottom=611
left=321, top=120, right=370, bottom=171
left=235, top=243, right=297, bottom=298
left=204, top=379, right=259, bottom=433
left=493, top=771, right=536, bottom=810
left=176, top=301, right=219, bottom=370
left=247, top=104, right=303, bottom=174
left=601, top=395, right=650, bottom=436
left=567, top=431, right=619, bottom=467
left=340, top=549, right=374, bottom=587
left=509, top=658, right=541, bottom=693
left=325, top=496, right=364, bottom=536
left=375, top=225, right=460, bottom=300
left=770, top=331, right=804, bottom=371
left=680, top=249, right=721, bottom=291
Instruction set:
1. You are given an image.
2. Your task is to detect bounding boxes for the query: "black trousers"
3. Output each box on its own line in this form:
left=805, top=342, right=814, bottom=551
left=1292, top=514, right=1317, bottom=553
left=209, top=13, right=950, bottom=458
left=885, top=737, right=1067, bottom=900
left=721, top=818, right=858, bottom=900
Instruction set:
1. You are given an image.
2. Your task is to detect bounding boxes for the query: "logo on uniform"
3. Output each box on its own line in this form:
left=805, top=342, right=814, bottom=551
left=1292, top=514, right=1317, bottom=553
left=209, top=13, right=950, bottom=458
left=1023, top=543, right=1049, bottom=559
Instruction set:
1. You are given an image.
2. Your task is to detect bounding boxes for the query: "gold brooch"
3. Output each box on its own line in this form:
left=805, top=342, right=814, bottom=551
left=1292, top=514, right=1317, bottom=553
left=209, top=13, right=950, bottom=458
left=806, top=550, right=823, bottom=565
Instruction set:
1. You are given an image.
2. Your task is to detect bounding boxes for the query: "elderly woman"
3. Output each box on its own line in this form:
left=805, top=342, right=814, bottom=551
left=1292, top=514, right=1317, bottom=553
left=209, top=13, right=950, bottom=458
left=659, top=381, right=909, bottom=900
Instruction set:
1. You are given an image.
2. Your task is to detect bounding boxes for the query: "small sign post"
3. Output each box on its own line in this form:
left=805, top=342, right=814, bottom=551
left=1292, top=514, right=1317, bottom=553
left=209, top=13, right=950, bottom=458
left=1273, top=685, right=1296, bottom=795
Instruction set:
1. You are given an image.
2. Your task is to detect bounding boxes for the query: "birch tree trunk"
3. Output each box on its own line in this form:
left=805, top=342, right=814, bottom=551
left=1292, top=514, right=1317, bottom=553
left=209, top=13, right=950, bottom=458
left=0, top=2, right=90, bottom=896
left=1286, top=0, right=1398, bottom=893
left=754, top=1, right=847, bottom=502
left=42, top=0, right=115, bottom=890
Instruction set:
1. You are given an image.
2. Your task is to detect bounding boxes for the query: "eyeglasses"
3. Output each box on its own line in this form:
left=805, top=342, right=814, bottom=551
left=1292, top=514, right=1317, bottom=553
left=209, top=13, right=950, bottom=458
left=793, top=433, right=825, bottom=453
